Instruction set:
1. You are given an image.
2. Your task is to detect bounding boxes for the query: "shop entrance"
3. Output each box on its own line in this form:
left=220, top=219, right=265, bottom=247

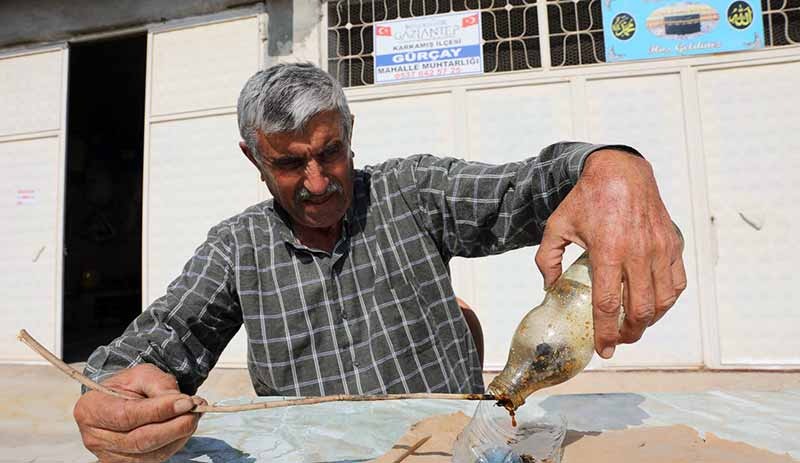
left=62, top=34, right=147, bottom=362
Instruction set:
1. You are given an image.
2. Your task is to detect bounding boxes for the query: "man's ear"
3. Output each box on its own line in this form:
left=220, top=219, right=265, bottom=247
left=239, top=141, right=266, bottom=181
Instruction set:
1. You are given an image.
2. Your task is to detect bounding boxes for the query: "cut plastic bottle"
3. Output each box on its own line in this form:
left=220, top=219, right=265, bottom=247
left=452, top=400, right=567, bottom=463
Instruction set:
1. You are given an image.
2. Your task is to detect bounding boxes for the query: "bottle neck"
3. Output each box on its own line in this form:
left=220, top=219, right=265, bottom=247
left=488, top=252, right=593, bottom=411
left=558, top=252, right=591, bottom=288
left=488, top=372, right=528, bottom=411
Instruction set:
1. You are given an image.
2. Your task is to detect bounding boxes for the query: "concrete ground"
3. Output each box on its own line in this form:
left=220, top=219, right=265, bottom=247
left=2, top=364, right=799, bottom=461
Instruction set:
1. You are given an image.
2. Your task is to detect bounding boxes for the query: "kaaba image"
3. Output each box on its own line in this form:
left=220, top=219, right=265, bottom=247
left=646, top=2, right=720, bottom=38
left=664, top=13, right=702, bottom=35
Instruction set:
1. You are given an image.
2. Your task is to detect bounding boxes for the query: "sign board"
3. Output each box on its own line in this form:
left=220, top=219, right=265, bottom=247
left=602, top=0, right=764, bottom=62
left=16, top=189, right=36, bottom=206
left=373, top=11, right=483, bottom=84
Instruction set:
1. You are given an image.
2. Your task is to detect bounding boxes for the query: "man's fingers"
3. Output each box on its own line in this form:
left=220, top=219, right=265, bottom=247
left=671, top=252, right=688, bottom=297
left=105, top=364, right=181, bottom=398
left=650, top=255, right=688, bottom=326
left=649, top=254, right=676, bottom=327
left=651, top=227, right=687, bottom=325
left=125, top=414, right=199, bottom=455
left=85, top=413, right=199, bottom=455
left=78, top=395, right=199, bottom=461
left=74, top=366, right=198, bottom=462
left=619, top=260, right=656, bottom=344
left=590, top=260, right=623, bottom=359
left=192, top=396, right=208, bottom=407
left=135, top=365, right=181, bottom=397
left=92, top=434, right=194, bottom=463
left=535, top=226, right=572, bottom=289
left=90, top=393, right=195, bottom=432
left=192, top=396, right=208, bottom=418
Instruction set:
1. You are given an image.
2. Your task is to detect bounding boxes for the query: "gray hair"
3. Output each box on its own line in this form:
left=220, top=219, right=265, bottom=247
left=237, top=62, right=352, bottom=168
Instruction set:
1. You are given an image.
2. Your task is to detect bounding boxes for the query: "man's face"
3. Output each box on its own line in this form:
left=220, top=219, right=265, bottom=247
left=253, top=111, right=354, bottom=231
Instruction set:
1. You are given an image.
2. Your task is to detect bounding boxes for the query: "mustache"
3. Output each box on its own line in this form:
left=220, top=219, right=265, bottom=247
left=296, top=180, right=343, bottom=202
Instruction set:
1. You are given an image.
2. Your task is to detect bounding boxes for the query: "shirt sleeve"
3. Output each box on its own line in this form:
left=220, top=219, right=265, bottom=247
left=388, top=141, right=640, bottom=259
left=82, top=227, right=242, bottom=395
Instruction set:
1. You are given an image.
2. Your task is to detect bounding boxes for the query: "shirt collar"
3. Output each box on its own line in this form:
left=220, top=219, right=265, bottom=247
left=269, top=198, right=354, bottom=259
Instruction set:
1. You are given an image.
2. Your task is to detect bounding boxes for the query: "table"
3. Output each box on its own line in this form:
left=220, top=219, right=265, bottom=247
left=168, top=389, right=800, bottom=462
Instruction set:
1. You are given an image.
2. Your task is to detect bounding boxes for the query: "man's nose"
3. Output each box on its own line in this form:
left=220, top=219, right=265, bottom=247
left=303, top=160, right=329, bottom=195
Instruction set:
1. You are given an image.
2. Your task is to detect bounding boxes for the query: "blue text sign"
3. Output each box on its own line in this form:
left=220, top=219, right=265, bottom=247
left=374, top=11, right=484, bottom=84
left=602, top=0, right=764, bottom=62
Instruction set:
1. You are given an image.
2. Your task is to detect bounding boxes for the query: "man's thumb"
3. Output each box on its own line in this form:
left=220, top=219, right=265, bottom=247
left=535, top=228, right=570, bottom=290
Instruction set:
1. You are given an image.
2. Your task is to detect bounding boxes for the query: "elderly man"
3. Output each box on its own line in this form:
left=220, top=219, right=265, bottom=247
left=73, top=62, right=685, bottom=461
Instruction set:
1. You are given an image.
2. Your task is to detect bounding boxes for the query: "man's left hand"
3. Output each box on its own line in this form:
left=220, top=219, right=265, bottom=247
left=534, top=149, right=687, bottom=359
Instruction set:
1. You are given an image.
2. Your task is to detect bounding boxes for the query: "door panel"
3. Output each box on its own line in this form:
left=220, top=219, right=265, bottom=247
left=350, top=92, right=455, bottom=169
left=147, top=115, right=259, bottom=300
left=585, top=73, right=703, bottom=367
left=150, top=17, right=260, bottom=117
left=465, top=82, right=575, bottom=370
left=144, top=16, right=261, bottom=367
left=0, top=48, right=66, bottom=361
left=0, top=50, right=63, bottom=136
left=0, top=138, right=61, bottom=361
left=699, top=62, right=800, bottom=366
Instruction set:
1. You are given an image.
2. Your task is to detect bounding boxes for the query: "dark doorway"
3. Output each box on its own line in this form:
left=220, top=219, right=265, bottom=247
left=63, top=34, right=146, bottom=362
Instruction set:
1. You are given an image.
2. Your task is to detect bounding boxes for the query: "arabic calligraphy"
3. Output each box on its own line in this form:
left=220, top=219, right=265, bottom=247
left=611, top=13, right=637, bottom=40
left=727, top=1, right=754, bottom=29
left=604, top=0, right=763, bottom=61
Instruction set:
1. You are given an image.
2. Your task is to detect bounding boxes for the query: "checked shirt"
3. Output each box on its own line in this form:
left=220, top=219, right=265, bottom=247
left=85, top=142, right=625, bottom=396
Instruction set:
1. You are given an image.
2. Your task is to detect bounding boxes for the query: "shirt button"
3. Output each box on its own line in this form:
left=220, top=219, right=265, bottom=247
left=353, top=361, right=360, bottom=368
left=341, top=310, right=347, bottom=319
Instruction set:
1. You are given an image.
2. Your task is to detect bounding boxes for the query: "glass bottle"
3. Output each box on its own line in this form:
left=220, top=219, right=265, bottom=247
left=487, top=251, right=596, bottom=412
left=487, top=224, right=683, bottom=412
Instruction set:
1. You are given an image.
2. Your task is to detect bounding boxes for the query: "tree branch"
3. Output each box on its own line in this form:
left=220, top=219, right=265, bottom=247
left=18, top=329, right=495, bottom=413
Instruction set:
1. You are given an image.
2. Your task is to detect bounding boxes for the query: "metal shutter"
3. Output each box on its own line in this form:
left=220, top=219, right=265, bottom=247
left=0, top=46, right=68, bottom=361
left=143, top=15, right=262, bottom=367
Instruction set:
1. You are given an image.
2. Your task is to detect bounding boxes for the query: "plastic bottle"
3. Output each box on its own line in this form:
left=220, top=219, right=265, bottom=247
left=487, top=251, right=596, bottom=413
left=487, top=225, right=683, bottom=412
left=452, top=400, right=566, bottom=463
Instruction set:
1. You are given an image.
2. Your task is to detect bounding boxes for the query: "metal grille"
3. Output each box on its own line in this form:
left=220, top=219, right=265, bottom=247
left=763, top=0, right=800, bottom=46
left=327, top=0, right=800, bottom=85
left=327, top=0, right=541, bottom=87
left=547, top=0, right=604, bottom=67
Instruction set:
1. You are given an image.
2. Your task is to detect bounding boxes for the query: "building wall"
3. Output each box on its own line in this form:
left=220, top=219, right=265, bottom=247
left=342, top=53, right=800, bottom=371
left=328, top=0, right=800, bottom=370
left=0, top=0, right=259, bottom=48
left=1, top=0, right=798, bottom=371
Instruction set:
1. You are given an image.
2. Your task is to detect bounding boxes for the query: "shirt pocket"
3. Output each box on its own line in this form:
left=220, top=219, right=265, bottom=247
left=371, top=276, right=439, bottom=365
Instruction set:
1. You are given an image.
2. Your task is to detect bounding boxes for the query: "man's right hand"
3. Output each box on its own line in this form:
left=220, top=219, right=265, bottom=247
left=73, top=364, right=205, bottom=462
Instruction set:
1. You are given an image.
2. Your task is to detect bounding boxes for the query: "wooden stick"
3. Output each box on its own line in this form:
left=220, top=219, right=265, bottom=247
left=18, top=329, right=496, bottom=413
left=17, top=329, right=130, bottom=400
left=193, top=392, right=496, bottom=413
left=390, top=435, right=431, bottom=463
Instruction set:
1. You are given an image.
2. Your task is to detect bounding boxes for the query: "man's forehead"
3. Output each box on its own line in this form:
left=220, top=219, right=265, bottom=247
left=258, top=125, right=342, bottom=157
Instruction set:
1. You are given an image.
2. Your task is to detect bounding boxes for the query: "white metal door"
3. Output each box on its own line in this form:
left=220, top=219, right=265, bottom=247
left=143, top=15, right=262, bottom=367
left=584, top=73, right=704, bottom=368
left=350, top=92, right=456, bottom=168
left=0, top=46, right=68, bottom=362
left=698, top=59, right=800, bottom=367
left=464, top=81, right=578, bottom=370
left=349, top=74, right=705, bottom=370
